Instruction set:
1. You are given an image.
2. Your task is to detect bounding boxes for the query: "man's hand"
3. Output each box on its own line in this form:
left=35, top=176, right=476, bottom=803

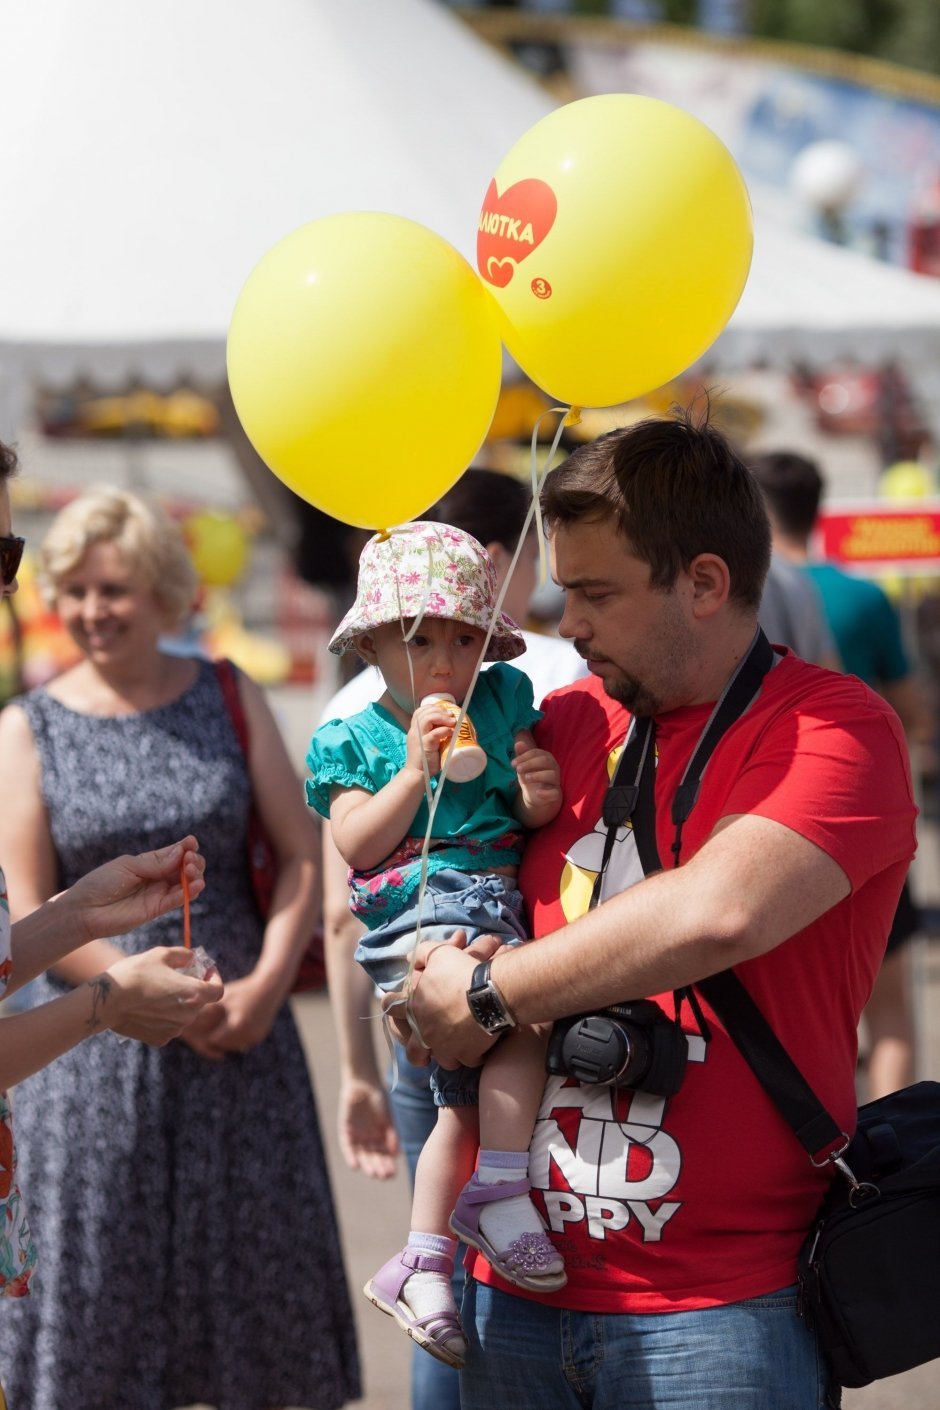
left=383, top=932, right=504, bottom=1068
left=70, top=837, right=207, bottom=943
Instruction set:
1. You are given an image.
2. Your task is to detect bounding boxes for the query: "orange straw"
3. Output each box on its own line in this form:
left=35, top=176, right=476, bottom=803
left=181, top=856, right=192, bottom=949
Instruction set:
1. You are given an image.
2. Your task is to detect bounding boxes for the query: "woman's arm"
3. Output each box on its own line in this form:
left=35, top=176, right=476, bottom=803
left=0, top=947, right=223, bottom=1088
left=180, top=673, right=321, bottom=1057
left=0, top=704, right=125, bottom=982
left=8, top=838, right=207, bottom=993
left=322, top=821, right=399, bottom=1179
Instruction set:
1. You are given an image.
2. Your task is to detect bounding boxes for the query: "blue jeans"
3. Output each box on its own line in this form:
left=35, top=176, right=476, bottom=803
left=459, top=1281, right=830, bottom=1409
left=388, top=1044, right=463, bottom=1410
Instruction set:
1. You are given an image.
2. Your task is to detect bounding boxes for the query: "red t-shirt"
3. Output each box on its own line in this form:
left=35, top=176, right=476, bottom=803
left=469, top=654, right=917, bottom=1312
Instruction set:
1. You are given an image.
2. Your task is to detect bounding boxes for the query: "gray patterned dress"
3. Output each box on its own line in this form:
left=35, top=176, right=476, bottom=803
left=0, top=661, right=360, bottom=1410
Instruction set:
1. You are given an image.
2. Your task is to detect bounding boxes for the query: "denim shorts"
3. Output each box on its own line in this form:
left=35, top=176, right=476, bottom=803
left=356, top=868, right=527, bottom=1107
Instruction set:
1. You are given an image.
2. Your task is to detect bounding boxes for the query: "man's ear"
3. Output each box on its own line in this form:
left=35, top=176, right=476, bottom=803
left=688, top=553, right=731, bottom=618
left=354, top=632, right=379, bottom=666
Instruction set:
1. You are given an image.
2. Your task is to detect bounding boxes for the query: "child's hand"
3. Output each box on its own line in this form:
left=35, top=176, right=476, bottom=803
left=513, top=730, right=563, bottom=823
left=404, top=699, right=457, bottom=778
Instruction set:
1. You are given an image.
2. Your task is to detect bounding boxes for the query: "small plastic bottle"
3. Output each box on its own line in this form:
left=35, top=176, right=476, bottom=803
left=421, top=693, right=487, bottom=782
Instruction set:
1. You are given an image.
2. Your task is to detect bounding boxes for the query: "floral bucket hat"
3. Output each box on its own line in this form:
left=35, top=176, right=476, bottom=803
left=328, top=521, right=526, bottom=662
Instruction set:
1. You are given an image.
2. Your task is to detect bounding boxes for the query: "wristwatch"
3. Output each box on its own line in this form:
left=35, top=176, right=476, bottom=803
left=466, top=961, right=517, bottom=1034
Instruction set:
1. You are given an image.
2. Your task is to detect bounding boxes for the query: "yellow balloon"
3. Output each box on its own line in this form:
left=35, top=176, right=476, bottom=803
left=879, top=462, right=935, bottom=500
left=184, top=511, right=249, bottom=588
left=476, top=95, right=753, bottom=408
left=227, top=213, right=503, bottom=531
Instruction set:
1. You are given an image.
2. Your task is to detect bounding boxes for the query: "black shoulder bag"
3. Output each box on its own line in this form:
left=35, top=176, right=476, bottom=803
left=607, top=631, right=940, bottom=1395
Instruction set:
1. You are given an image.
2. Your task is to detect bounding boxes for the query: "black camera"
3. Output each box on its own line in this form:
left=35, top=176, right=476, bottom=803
left=545, top=999, right=688, bottom=1097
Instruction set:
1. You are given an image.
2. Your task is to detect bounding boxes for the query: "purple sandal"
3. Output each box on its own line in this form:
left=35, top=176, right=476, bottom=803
left=448, top=1173, right=567, bottom=1293
left=363, top=1247, right=468, bottom=1370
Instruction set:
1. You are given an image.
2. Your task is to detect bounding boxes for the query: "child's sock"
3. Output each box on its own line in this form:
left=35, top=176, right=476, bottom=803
left=475, top=1151, right=564, bottom=1273
left=399, top=1232, right=466, bottom=1358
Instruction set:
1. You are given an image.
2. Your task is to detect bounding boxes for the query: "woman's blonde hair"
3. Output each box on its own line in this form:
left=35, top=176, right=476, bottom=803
left=39, top=486, right=199, bottom=624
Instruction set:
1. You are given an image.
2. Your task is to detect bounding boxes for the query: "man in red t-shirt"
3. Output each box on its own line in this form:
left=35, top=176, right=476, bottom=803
left=392, top=411, right=916, bottom=1410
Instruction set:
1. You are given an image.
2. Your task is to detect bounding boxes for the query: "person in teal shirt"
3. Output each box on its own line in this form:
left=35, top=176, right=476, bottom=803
left=800, top=560, right=909, bottom=684
left=307, top=521, right=566, bottom=1374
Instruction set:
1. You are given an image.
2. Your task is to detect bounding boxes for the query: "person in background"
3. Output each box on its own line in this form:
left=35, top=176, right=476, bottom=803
left=319, top=466, right=587, bottom=1410
left=0, top=485, right=359, bottom=1410
left=758, top=552, right=840, bottom=669
left=750, top=449, right=929, bottom=1098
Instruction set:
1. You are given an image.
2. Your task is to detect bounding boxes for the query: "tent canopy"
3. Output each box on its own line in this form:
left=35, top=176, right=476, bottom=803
left=2, top=0, right=940, bottom=430
left=0, top=0, right=552, bottom=396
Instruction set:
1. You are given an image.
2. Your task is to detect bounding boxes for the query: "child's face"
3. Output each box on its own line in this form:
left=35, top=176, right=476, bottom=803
left=357, top=617, right=487, bottom=715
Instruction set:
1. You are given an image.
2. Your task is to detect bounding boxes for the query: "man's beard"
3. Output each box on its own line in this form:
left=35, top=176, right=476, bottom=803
left=604, top=674, right=661, bottom=716
left=574, top=640, right=661, bottom=716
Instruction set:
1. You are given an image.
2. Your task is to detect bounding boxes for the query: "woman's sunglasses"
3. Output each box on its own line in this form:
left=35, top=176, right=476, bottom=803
left=0, top=534, right=25, bottom=586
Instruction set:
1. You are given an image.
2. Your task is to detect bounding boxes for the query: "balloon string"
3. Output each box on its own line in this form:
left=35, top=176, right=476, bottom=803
left=181, top=857, right=192, bottom=950
left=531, top=404, right=579, bottom=586
left=399, top=405, right=578, bottom=1058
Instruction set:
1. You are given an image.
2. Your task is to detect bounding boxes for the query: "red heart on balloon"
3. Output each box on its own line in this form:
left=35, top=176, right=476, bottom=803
left=477, top=179, right=557, bottom=289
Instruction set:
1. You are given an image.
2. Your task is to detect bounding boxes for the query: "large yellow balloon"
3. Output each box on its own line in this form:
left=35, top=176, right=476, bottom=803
left=228, top=213, right=503, bottom=531
left=476, top=95, right=753, bottom=409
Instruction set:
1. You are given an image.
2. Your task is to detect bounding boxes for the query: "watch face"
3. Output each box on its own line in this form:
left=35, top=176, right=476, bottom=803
left=467, top=967, right=512, bottom=1032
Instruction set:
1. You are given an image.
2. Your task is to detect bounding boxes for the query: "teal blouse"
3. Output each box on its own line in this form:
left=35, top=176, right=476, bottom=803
left=305, top=664, right=540, bottom=924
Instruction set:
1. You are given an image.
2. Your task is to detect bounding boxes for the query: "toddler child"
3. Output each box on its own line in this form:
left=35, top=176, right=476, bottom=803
left=306, top=522, right=565, bottom=1370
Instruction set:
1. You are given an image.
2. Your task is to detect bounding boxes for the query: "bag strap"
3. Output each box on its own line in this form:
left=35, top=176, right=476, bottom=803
left=694, top=970, right=845, bottom=1162
left=213, top=657, right=249, bottom=758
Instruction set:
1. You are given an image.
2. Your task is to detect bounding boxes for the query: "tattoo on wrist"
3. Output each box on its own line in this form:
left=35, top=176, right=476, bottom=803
left=87, top=974, right=114, bottom=1030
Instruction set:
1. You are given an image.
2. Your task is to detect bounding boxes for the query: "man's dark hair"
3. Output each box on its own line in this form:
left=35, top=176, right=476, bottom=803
left=426, top=467, right=530, bottom=552
left=748, top=451, right=823, bottom=541
left=0, top=440, right=18, bottom=482
left=541, top=407, right=771, bottom=609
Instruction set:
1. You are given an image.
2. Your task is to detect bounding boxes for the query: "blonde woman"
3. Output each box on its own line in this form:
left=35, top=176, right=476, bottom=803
left=0, top=487, right=359, bottom=1410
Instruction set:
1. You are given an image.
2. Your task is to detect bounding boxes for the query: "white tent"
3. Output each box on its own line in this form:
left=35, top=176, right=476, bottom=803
left=707, top=198, right=940, bottom=422
left=0, top=0, right=554, bottom=426
left=2, top=0, right=940, bottom=434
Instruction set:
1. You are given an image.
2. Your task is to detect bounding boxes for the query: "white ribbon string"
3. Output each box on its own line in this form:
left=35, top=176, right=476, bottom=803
left=379, top=411, right=579, bottom=1065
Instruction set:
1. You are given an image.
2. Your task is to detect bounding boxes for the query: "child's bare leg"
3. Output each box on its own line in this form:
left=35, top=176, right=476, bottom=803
left=451, top=1024, right=566, bottom=1287
left=411, top=1104, right=479, bottom=1233
left=365, top=1104, right=477, bottom=1367
left=477, top=1021, right=552, bottom=1151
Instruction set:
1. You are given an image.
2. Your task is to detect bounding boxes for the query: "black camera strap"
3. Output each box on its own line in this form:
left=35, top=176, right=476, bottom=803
left=591, top=626, right=777, bottom=895
left=598, top=628, right=847, bottom=1163
left=590, top=627, right=778, bottom=1039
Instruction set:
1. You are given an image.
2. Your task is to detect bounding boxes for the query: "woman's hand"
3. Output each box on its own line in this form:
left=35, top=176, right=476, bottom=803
left=68, top=837, right=207, bottom=944
left=105, top=946, right=223, bottom=1046
left=176, top=972, right=282, bottom=1060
